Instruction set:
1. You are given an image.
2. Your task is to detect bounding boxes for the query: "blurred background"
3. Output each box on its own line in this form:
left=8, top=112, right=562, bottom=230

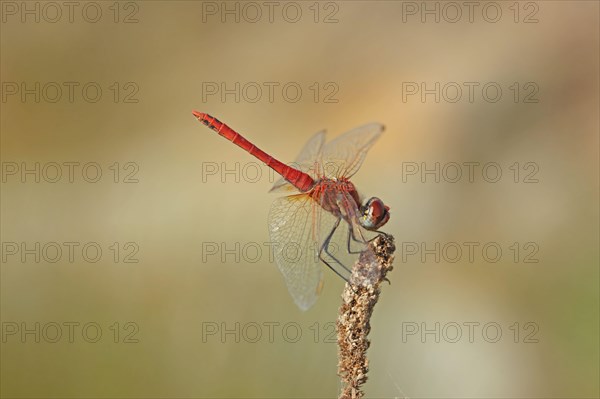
left=1, top=1, right=598, bottom=398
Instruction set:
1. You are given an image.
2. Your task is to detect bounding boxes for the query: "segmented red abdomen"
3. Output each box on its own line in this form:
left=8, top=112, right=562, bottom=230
left=193, top=112, right=315, bottom=192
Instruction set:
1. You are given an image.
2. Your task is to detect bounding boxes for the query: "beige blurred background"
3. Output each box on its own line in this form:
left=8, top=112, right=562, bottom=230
left=1, top=1, right=598, bottom=398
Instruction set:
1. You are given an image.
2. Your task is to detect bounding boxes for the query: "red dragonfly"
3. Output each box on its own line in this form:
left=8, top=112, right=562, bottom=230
left=193, top=111, right=390, bottom=310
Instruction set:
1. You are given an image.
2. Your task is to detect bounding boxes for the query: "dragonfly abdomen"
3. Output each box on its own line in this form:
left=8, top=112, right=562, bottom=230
left=193, top=111, right=315, bottom=192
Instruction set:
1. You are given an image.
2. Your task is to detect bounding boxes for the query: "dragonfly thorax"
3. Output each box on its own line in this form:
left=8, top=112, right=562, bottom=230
left=310, top=178, right=390, bottom=232
left=310, top=178, right=360, bottom=218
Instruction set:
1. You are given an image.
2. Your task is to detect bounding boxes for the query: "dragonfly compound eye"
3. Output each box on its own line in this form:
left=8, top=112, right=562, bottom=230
left=360, top=197, right=390, bottom=230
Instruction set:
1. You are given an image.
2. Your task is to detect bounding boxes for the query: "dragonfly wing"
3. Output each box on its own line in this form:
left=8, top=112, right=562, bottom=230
left=320, top=123, right=384, bottom=179
left=268, top=194, right=324, bottom=310
left=270, top=130, right=326, bottom=193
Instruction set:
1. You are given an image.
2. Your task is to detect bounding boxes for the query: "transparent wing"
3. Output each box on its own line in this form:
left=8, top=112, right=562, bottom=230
left=320, top=123, right=384, bottom=179
left=270, top=130, right=326, bottom=193
left=268, top=194, right=322, bottom=310
left=268, top=189, right=376, bottom=310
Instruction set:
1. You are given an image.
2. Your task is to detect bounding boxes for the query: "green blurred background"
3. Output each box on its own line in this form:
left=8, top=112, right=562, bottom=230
left=1, top=1, right=598, bottom=398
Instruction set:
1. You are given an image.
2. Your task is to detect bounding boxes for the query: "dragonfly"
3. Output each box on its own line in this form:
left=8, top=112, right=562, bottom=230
left=193, top=111, right=390, bottom=310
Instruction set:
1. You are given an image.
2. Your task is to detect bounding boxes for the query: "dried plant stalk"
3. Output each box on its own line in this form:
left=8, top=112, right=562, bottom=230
left=336, top=234, right=396, bottom=399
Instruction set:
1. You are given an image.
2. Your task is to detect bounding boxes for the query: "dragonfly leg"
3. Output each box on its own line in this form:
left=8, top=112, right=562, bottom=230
left=346, top=228, right=364, bottom=254
left=318, top=218, right=351, bottom=281
left=368, top=229, right=391, bottom=241
left=319, top=256, right=349, bottom=283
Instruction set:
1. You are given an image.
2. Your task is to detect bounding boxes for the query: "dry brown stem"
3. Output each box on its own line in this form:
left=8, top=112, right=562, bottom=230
left=336, top=234, right=396, bottom=399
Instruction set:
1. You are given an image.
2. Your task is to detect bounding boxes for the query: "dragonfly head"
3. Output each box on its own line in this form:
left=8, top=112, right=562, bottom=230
left=359, top=197, right=390, bottom=230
